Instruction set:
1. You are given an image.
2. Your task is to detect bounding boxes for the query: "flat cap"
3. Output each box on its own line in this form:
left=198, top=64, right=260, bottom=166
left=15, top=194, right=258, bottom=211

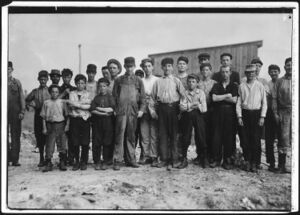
left=86, top=64, right=97, bottom=74
left=187, top=73, right=199, bottom=82
left=124, top=57, right=136, bottom=66
left=50, top=69, right=61, bottom=76
left=285, top=57, right=292, bottom=65
left=177, top=56, right=189, bottom=64
left=220, top=52, right=233, bottom=59
left=107, top=58, right=122, bottom=73
left=98, top=77, right=110, bottom=86
left=8, top=61, right=13, bottom=68
left=245, top=64, right=257, bottom=72
left=140, top=58, right=154, bottom=67
left=61, top=68, right=73, bottom=77
left=38, top=70, right=49, bottom=79
left=198, top=53, right=210, bottom=60
left=135, top=69, right=144, bottom=78
left=161, top=57, right=174, bottom=66
left=251, top=57, right=263, bottom=65
left=268, top=64, right=280, bottom=71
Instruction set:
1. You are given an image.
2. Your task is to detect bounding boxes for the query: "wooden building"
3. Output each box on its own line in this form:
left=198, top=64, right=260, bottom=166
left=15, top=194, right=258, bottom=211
left=148, top=40, right=263, bottom=78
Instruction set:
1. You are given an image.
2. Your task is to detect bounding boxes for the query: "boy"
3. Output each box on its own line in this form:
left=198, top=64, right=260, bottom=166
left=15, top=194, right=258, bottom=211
left=67, top=74, right=91, bottom=171
left=86, top=64, right=98, bottom=100
left=102, top=66, right=111, bottom=81
left=112, top=57, right=146, bottom=170
left=26, top=70, right=51, bottom=167
left=176, top=56, right=189, bottom=90
left=272, top=57, right=292, bottom=174
left=107, top=59, right=122, bottom=89
left=151, top=57, right=186, bottom=169
left=179, top=74, right=207, bottom=169
left=210, top=65, right=238, bottom=169
left=139, top=58, right=159, bottom=167
left=7, top=61, right=26, bottom=166
left=265, top=64, right=280, bottom=171
left=91, top=78, right=115, bottom=170
left=236, top=64, right=267, bottom=173
left=40, top=85, right=69, bottom=172
left=50, top=69, right=61, bottom=86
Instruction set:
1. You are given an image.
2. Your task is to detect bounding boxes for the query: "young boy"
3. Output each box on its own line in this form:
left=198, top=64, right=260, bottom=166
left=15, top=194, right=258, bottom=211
left=26, top=70, right=51, bottom=167
left=210, top=65, right=238, bottom=169
left=102, top=66, right=111, bottom=80
left=50, top=69, right=61, bottom=86
left=40, top=85, right=69, bottom=172
left=151, top=57, right=186, bottom=170
left=112, top=57, right=146, bottom=170
left=272, top=57, right=292, bottom=174
left=107, top=59, right=122, bottom=90
left=86, top=64, right=98, bottom=100
left=265, top=64, right=281, bottom=172
left=176, top=56, right=189, bottom=90
left=7, top=61, right=26, bottom=166
left=67, top=74, right=91, bottom=171
left=236, top=64, right=267, bottom=173
left=179, top=74, right=207, bottom=169
left=91, top=78, right=115, bottom=170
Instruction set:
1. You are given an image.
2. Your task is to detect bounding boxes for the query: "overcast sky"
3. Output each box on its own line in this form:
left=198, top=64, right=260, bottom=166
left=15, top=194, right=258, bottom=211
left=8, top=13, right=293, bottom=92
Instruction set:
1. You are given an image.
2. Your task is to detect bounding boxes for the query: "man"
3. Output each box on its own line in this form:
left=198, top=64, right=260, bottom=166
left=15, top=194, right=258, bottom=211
left=176, top=56, right=189, bottom=90
left=7, top=61, right=26, bottom=166
left=107, top=58, right=122, bottom=90
left=272, top=57, right=292, bottom=174
left=49, top=69, right=61, bottom=86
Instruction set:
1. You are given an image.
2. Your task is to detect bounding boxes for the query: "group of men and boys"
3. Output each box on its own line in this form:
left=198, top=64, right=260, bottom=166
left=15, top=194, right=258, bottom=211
left=7, top=52, right=292, bottom=174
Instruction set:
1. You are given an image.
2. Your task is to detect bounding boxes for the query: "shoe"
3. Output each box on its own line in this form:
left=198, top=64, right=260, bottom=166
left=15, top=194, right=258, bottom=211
left=128, top=162, right=139, bottom=168
left=173, top=161, right=181, bottom=168
left=113, top=162, right=121, bottom=171
left=72, top=161, right=80, bottom=171
left=12, top=162, right=21, bottom=167
left=80, top=162, right=87, bottom=170
left=192, top=156, right=201, bottom=165
left=178, top=158, right=188, bottom=169
left=201, top=157, right=209, bottom=168
left=222, top=162, right=232, bottom=170
left=244, top=161, right=251, bottom=172
left=268, top=164, right=276, bottom=172
left=209, top=161, right=220, bottom=168
left=151, top=158, right=159, bottom=167
left=157, top=161, right=168, bottom=168
left=101, top=162, right=108, bottom=170
left=42, top=160, right=53, bottom=172
left=138, top=157, right=152, bottom=165
left=38, top=160, right=45, bottom=167
left=167, top=163, right=172, bottom=171
left=59, top=154, right=67, bottom=171
left=94, top=162, right=101, bottom=170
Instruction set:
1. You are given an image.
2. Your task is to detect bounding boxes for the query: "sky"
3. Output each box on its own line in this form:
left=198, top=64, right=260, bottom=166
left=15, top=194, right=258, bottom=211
left=8, top=13, right=293, bottom=93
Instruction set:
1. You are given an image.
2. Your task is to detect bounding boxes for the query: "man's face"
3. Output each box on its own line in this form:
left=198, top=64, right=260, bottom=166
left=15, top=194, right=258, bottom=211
left=102, top=69, right=111, bottom=80
left=98, top=82, right=108, bottom=95
left=50, top=74, right=60, bottom=85
left=50, top=87, right=60, bottom=100
left=108, top=63, right=120, bottom=78
left=201, top=66, right=211, bottom=79
left=221, top=56, right=232, bottom=67
left=87, top=72, right=96, bottom=82
left=199, top=57, right=209, bottom=65
left=255, top=63, right=262, bottom=76
left=39, top=77, right=48, bottom=87
left=76, top=79, right=86, bottom=91
left=284, top=61, right=292, bottom=76
left=245, top=70, right=256, bottom=81
left=124, top=64, right=135, bottom=74
left=187, top=78, right=197, bottom=90
left=142, top=62, right=154, bottom=76
left=177, top=61, right=188, bottom=73
left=221, top=67, right=231, bottom=81
left=62, top=75, right=72, bottom=85
left=8, top=66, right=13, bottom=79
left=268, top=69, right=280, bottom=81
left=162, top=64, right=173, bottom=76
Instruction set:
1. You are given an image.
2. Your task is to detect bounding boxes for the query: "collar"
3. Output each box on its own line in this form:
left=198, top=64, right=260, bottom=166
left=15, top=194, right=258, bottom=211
left=178, top=72, right=188, bottom=78
left=187, top=88, right=200, bottom=95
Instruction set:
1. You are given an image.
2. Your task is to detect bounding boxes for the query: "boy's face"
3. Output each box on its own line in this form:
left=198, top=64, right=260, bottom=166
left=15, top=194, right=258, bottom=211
left=162, top=64, right=173, bottom=76
left=142, top=62, right=154, bottom=76
left=124, top=64, right=135, bottom=74
left=39, top=77, right=49, bottom=87
left=50, top=87, right=60, bottom=100
left=187, top=78, right=197, bottom=90
left=268, top=69, right=280, bottom=81
left=201, top=66, right=211, bottom=79
left=199, top=57, right=209, bottom=65
left=87, top=72, right=96, bottom=82
left=221, top=67, right=231, bottom=81
left=108, top=63, right=120, bottom=78
left=8, top=66, right=13, bottom=79
left=102, top=69, right=111, bottom=80
left=76, top=79, right=86, bottom=91
left=255, top=63, right=262, bottom=76
left=284, top=61, right=292, bottom=76
left=98, top=82, right=108, bottom=95
left=177, top=61, right=188, bottom=73
left=245, top=70, right=256, bottom=81
left=50, top=74, right=60, bottom=85
left=221, top=56, right=232, bottom=67
left=62, top=74, right=72, bottom=85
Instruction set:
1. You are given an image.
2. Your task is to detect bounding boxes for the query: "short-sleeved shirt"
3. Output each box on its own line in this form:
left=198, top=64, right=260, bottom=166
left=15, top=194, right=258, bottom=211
left=90, top=93, right=116, bottom=118
left=211, top=81, right=238, bottom=108
left=40, top=99, right=68, bottom=122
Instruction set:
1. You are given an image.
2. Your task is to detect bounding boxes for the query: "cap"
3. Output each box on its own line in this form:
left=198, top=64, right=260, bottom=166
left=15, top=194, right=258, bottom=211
left=220, top=52, right=233, bottom=59
left=251, top=57, right=263, bottom=65
left=268, top=64, right=280, bottom=72
left=135, top=69, right=144, bottom=78
left=50, top=69, right=61, bottom=76
left=187, top=73, right=199, bottom=82
left=161, top=57, right=174, bottom=66
left=285, top=57, right=292, bottom=65
left=140, top=58, right=154, bottom=68
left=245, top=64, right=257, bottom=72
left=124, top=57, right=136, bottom=66
left=38, top=70, right=49, bottom=79
left=98, top=77, right=110, bottom=86
left=107, top=58, right=122, bottom=74
left=61, top=68, right=73, bottom=77
left=86, top=64, right=97, bottom=74
left=198, top=53, right=210, bottom=60
left=8, top=61, right=13, bottom=68
left=177, top=56, right=189, bottom=64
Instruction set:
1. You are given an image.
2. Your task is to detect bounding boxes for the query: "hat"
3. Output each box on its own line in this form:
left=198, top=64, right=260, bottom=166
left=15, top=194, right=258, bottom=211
left=220, top=52, right=233, bottom=59
left=135, top=69, right=144, bottom=78
left=251, top=57, right=263, bottom=65
left=124, top=57, right=136, bottom=66
left=268, top=64, right=280, bottom=72
left=245, top=64, right=257, bottom=72
left=140, top=58, right=154, bottom=68
left=50, top=69, right=61, bottom=76
left=74, top=74, right=87, bottom=83
left=107, top=59, right=122, bottom=74
left=86, top=64, right=97, bottom=74
left=285, top=57, right=292, bottom=65
left=187, top=73, right=199, bottom=82
left=38, top=70, right=49, bottom=79
left=101, top=66, right=108, bottom=70
left=198, top=53, right=210, bottom=60
left=61, top=68, right=73, bottom=77
left=161, top=57, right=174, bottom=66
left=200, top=62, right=212, bottom=71
left=8, top=61, right=13, bottom=68
left=177, top=56, right=189, bottom=64
left=98, top=77, right=110, bottom=86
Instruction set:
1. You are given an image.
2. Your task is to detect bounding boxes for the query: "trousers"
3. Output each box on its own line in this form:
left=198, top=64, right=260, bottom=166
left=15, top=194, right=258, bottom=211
left=140, top=112, right=158, bottom=158
left=7, top=109, right=22, bottom=163
left=265, top=108, right=278, bottom=164
left=277, top=108, right=292, bottom=154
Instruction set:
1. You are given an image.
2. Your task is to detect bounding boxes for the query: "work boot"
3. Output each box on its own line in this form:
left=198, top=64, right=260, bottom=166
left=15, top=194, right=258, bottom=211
left=72, top=161, right=80, bottom=171
left=128, top=162, right=139, bottom=168
left=151, top=157, right=159, bottom=167
left=138, top=157, right=152, bottom=165
left=268, top=163, right=276, bottom=172
left=244, top=161, right=251, bottom=172
left=178, top=157, right=188, bottom=169
left=157, top=161, right=168, bottom=168
left=38, top=157, right=45, bottom=167
left=113, top=161, right=121, bottom=171
left=209, top=160, right=220, bottom=168
left=94, top=162, right=101, bottom=170
left=250, top=162, right=258, bottom=173
left=80, top=161, right=87, bottom=170
left=192, top=156, right=201, bottom=165
left=101, top=162, right=108, bottom=170
left=59, top=153, right=67, bottom=171
left=276, top=154, right=290, bottom=174
left=173, top=161, right=181, bottom=168
left=42, top=159, right=53, bottom=172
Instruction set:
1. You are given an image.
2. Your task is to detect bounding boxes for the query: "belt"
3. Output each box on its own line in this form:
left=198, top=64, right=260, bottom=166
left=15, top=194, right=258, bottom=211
left=46, top=120, right=65, bottom=124
left=242, top=109, right=261, bottom=112
left=158, top=101, right=179, bottom=107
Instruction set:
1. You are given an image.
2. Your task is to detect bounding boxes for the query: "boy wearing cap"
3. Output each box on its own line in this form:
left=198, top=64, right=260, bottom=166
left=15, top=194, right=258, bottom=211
left=7, top=61, right=26, bottom=166
left=139, top=58, right=160, bottom=166
left=91, top=78, right=115, bottom=170
left=26, top=70, right=51, bottom=167
left=272, top=57, right=292, bottom=174
left=176, top=56, right=189, bottom=90
left=179, top=73, right=207, bottom=169
left=265, top=64, right=280, bottom=172
left=40, top=85, right=69, bottom=172
left=50, top=69, right=61, bottom=86
left=236, top=64, right=267, bottom=173
left=67, top=74, right=91, bottom=171
left=210, top=65, right=238, bottom=169
left=112, top=57, right=146, bottom=170
left=151, top=57, right=186, bottom=169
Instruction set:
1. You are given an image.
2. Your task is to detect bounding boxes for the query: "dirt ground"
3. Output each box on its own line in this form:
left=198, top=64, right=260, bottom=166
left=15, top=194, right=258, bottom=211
left=7, top=112, right=291, bottom=211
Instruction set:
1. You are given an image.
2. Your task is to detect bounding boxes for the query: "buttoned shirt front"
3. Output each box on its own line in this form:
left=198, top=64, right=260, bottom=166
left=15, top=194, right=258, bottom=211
left=180, top=88, right=207, bottom=113
left=26, top=86, right=51, bottom=110
left=198, top=78, right=216, bottom=107
left=40, top=99, right=68, bottom=122
left=68, top=90, right=91, bottom=120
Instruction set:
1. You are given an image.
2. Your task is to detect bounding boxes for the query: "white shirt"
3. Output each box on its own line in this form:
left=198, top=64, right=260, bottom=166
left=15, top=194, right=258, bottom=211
left=143, top=75, right=159, bottom=96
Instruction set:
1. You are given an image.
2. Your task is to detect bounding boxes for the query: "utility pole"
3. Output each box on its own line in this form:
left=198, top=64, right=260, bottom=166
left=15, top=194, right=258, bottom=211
left=78, top=44, right=82, bottom=74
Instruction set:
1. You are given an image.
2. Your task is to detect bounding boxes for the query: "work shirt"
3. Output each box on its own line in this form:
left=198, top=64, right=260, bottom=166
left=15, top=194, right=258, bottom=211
left=272, top=74, right=292, bottom=114
left=176, top=73, right=188, bottom=90
left=198, top=79, right=216, bottom=107
left=210, top=81, right=238, bottom=108
left=212, top=69, right=240, bottom=85
left=86, top=81, right=98, bottom=100
left=143, top=75, right=159, bottom=115
left=68, top=90, right=91, bottom=120
left=8, top=77, right=26, bottom=113
left=60, top=83, right=76, bottom=99
left=151, top=74, right=186, bottom=104
left=90, top=93, right=116, bottom=114
left=40, top=99, right=68, bottom=122
left=180, top=88, right=207, bottom=113
left=26, top=86, right=51, bottom=110
left=236, top=80, right=267, bottom=118
left=112, top=72, right=146, bottom=116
